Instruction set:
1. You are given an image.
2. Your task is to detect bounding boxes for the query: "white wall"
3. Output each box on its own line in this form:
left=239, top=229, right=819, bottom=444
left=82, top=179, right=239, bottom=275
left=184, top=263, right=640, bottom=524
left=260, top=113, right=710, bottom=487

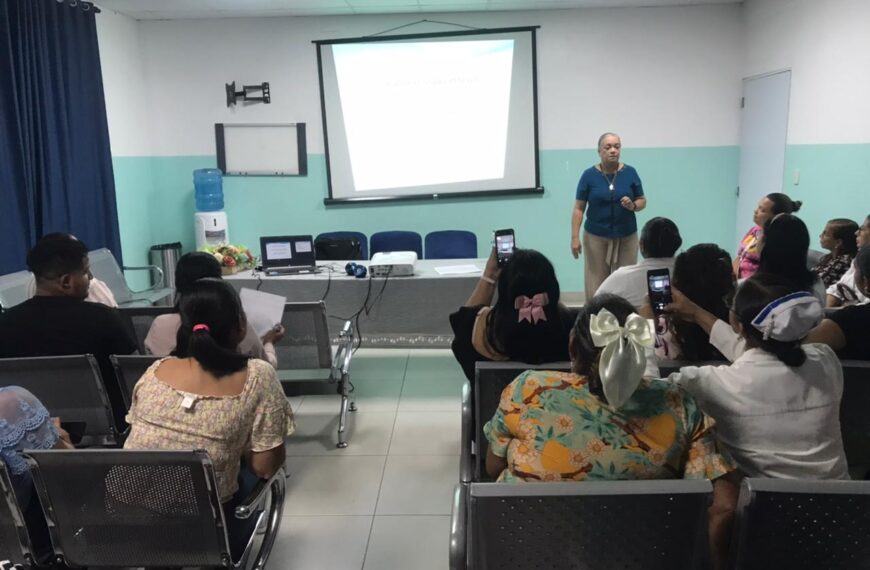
left=744, top=0, right=870, bottom=145
left=96, top=9, right=152, bottom=157
left=97, top=4, right=743, bottom=158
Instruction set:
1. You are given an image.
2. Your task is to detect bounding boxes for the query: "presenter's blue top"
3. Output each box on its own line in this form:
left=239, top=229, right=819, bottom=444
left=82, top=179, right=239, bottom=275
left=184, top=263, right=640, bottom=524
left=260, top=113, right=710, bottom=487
left=575, top=164, right=644, bottom=239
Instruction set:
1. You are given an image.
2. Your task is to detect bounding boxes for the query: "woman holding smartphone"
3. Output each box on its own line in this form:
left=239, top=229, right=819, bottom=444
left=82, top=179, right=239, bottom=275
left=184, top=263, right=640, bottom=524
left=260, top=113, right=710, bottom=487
left=570, top=132, right=646, bottom=302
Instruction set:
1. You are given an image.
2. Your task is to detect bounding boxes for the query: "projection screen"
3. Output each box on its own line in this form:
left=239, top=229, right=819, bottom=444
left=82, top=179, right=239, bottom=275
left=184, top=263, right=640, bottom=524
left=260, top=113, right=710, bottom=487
left=315, top=27, right=541, bottom=204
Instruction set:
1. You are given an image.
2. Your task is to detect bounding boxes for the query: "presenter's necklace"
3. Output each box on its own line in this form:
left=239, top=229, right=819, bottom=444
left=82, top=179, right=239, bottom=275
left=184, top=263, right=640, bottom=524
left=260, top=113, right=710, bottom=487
left=600, top=164, right=618, bottom=191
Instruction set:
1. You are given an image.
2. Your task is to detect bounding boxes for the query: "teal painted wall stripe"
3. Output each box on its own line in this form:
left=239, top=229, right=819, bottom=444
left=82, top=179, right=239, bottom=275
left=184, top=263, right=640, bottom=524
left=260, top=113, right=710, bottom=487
left=782, top=144, right=870, bottom=251
left=114, top=146, right=739, bottom=292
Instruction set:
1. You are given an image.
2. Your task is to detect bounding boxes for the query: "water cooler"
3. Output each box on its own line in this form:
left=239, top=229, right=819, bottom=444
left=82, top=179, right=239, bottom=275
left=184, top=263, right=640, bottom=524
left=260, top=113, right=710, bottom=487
left=193, top=168, right=229, bottom=249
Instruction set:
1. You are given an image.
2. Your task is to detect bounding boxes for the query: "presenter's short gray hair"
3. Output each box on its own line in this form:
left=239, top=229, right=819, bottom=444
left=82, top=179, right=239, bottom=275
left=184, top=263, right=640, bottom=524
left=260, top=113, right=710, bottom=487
left=597, top=132, right=620, bottom=149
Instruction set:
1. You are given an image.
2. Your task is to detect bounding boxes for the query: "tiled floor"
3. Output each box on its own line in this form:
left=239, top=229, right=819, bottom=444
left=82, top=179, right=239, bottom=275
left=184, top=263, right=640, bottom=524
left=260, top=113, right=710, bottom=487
left=274, top=348, right=464, bottom=570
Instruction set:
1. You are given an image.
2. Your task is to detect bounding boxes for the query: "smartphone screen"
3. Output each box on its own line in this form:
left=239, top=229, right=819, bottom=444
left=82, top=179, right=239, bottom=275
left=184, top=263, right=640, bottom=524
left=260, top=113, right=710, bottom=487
left=647, top=269, right=673, bottom=315
left=495, top=229, right=515, bottom=267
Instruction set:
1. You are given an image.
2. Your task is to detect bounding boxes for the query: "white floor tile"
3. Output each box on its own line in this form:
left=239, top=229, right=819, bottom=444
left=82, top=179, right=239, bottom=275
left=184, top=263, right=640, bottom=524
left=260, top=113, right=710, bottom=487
left=286, top=411, right=396, bottom=456
left=376, top=455, right=458, bottom=515
left=398, top=354, right=464, bottom=412
left=298, top=373, right=404, bottom=413
left=388, top=412, right=460, bottom=456
left=270, top=515, right=372, bottom=570
left=284, top=455, right=386, bottom=515
left=363, top=515, right=451, bottom=570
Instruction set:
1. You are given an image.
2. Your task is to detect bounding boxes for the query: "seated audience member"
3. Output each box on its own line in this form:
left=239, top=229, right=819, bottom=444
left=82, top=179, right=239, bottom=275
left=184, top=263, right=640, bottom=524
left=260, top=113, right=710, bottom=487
left=654, top=244, right=734, bottom=361
left=24, top=232, right=119, bottom=307
left=484, top=294, right=737, bottom=568
left=813, top=218, right=859, bottom=287
left=735, top=193, right=802, bottom=280
left=125, top=278, right=294, bottom=558
left=0, top=386, right=73, bottom=554
left=145, top=252, right=282, bottom=367
left=757, top=213, right=826, bottom=302
left=669, top=273, right=848, bottom=479
left=449, top=248, right=577, bottom=382
left=0, top=236, right=136, bottom=426
left=596, top=217, right=682, bottom=308
left=827, top=214, right=870, bottom=307
left=806, top=245, right=870, bottom=360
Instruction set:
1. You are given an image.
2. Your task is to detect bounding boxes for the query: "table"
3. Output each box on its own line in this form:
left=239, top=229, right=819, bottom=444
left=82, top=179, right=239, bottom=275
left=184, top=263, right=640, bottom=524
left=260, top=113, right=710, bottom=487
left=223, top=259, right=485, bottom=348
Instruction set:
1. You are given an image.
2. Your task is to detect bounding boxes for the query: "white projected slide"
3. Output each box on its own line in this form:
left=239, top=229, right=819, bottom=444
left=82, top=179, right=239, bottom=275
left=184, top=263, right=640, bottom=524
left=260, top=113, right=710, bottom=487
left=265, top=242, right=293, bottom=261
left=332, top=40, right=514, bottom=191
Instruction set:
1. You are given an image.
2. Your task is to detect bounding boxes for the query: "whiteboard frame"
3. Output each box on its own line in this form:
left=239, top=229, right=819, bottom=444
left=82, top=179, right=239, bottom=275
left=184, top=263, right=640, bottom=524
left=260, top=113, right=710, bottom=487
left=215, top=122, right=308, bottom=176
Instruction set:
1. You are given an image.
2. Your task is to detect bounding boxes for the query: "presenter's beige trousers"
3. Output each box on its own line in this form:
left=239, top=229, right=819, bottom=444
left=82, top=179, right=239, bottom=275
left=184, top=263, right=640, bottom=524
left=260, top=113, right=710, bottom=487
left=583, top=231, right=639, bottom=303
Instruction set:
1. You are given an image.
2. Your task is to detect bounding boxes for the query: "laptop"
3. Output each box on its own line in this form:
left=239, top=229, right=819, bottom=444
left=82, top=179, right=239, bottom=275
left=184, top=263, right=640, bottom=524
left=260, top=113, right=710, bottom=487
left=260, top=235, right=319, bottom=275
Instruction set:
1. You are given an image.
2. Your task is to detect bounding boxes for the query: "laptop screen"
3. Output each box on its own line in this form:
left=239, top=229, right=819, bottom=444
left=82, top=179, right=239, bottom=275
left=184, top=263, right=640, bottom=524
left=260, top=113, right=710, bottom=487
left=260, top=235, right=316, bottom=268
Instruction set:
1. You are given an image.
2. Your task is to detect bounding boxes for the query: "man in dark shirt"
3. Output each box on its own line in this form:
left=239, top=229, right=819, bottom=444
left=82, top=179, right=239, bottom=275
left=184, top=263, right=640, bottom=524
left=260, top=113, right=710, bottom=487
left=0, top=235, right=137, bottom=427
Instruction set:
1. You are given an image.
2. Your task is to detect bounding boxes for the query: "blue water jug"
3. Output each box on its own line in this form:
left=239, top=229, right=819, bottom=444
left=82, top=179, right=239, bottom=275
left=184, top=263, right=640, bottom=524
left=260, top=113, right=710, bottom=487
left=194, top=168, right=224, bottom=211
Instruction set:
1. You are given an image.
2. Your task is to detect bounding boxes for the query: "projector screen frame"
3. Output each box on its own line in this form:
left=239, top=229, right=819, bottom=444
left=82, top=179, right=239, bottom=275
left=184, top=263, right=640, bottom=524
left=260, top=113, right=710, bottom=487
left=314, top=26, right=542, bottom=206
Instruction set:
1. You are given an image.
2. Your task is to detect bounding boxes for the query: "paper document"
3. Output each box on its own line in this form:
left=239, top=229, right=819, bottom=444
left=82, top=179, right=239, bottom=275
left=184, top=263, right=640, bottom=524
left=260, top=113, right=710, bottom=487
left=240, top=288, right=287, bottom=337
left=434, top=265, right=482, bottom=276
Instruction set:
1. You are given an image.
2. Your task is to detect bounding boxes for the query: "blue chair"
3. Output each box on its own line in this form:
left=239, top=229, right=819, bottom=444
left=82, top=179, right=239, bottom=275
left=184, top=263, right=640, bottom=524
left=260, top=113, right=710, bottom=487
left=425, top=230, right=477, bottom=259
left=316, top=231, right=368, bottom=260
left=370, top=231, right=423, bottom=259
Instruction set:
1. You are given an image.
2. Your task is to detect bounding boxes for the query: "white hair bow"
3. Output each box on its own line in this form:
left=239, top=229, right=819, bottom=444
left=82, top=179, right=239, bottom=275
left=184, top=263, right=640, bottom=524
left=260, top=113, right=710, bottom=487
left=589, top=309, right=654, bottom=409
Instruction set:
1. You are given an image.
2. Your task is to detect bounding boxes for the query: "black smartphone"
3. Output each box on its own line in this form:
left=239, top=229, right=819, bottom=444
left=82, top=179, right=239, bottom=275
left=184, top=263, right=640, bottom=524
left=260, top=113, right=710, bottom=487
left=494, top=229, right=515, bottom=267
left=647, top=268, right=673, bottom=316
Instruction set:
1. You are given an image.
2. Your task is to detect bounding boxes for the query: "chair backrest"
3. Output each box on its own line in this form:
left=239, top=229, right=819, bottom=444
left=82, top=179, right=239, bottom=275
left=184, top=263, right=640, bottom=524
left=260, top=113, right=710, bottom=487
left=0, top=461, right=34, bottom=566
left=840, top=360, right=870, bottom=472
left=657, top=360, right=729, bottom=377
left=88, top=248, right=133, bottom=305
left=275, top=302, right=333, bottom=370
left=424, top=230, right=477, bottom=259
left=117, top=305, right=175, bottom=354
left=469, top=480, right=711, bottom=570
left=316, top=231, right=368, bottom=260
left=732, top=478, right=870, bottom=570
left=110, top=355, right=161, bottom=409
left=25, top=449, right=231, bottom=568
left=0, top=270, right=34, bottom=311
left=370, top=231, right=423, bottom=259
left=807, top=248, right=825, bottom=270
left=0, top=355, right=118, bottom=447
left=473, top=361, right=571, bottom=481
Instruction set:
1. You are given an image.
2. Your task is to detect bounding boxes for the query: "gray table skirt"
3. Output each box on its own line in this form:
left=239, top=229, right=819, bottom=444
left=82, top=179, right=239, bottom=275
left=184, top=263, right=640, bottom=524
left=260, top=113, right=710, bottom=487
left=224, top=259, right=484, bottom=348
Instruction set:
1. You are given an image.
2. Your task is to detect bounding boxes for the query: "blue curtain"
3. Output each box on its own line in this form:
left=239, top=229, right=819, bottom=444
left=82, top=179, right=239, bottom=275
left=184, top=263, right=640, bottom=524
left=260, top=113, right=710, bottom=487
left=0, top=0, right=121, bottom=274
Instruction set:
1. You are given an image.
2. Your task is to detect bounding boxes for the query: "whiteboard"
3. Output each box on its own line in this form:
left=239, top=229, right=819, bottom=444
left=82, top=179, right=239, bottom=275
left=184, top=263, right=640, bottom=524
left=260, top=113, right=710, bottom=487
left=215, top=123, right=308, bottom=176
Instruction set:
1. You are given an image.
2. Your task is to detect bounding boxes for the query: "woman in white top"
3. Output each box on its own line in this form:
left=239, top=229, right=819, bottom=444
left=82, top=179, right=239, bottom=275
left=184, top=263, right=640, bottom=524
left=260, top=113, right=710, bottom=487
left=145, top=252, right=282, bottom=367
left=596, top=217, right=681, bottom=308
left=666, top=273, right=848, bottom=480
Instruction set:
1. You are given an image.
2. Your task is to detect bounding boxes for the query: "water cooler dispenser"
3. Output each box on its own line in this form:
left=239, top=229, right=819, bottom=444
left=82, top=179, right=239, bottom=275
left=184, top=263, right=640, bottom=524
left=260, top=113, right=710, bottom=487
left=193, top=168, right=229, bottom=249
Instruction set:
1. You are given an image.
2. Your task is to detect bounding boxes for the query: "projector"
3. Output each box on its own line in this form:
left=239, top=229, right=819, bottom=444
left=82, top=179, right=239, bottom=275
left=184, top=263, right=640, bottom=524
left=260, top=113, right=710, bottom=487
left=369, top=251, right=418, bottom=277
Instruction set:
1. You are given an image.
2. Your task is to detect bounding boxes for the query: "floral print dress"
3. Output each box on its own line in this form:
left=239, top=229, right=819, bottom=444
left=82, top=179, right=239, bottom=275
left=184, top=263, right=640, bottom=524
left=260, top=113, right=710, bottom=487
left=484, top=370, right=732, bottom=482
left=125, top=357, right=295, bottom=502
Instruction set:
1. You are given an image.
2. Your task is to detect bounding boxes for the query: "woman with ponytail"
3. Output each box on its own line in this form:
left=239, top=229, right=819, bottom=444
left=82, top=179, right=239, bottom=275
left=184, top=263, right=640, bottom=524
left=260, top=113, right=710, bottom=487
left=735, top=192, right=802, bottom=280
left=667, top=272, right=848, bottom=479
left=125, top=279, right=294, bottom=557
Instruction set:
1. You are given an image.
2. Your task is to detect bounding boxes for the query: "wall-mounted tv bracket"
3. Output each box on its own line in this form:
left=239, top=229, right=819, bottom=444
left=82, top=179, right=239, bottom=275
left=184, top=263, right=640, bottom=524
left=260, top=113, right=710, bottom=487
left=226, top=81, right=271, bottom=107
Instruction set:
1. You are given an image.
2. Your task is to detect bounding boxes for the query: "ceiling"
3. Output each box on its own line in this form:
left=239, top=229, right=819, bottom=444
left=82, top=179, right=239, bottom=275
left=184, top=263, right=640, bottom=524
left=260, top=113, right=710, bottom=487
left=95, top=0, right=740, bottom=20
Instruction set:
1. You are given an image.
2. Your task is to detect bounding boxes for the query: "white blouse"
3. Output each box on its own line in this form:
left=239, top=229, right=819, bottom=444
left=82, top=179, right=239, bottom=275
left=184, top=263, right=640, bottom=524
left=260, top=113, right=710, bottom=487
left=669, top=343, right=849, bottom=480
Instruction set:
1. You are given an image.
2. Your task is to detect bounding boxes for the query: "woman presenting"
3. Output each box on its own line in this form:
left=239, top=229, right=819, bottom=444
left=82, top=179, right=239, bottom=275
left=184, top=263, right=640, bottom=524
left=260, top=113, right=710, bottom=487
left=571, top=132, right=646, bottom=302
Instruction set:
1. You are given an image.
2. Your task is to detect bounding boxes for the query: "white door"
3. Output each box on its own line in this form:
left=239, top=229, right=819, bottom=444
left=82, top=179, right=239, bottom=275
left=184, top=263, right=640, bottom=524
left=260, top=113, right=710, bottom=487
left=736, top=70, right=791, bottom=246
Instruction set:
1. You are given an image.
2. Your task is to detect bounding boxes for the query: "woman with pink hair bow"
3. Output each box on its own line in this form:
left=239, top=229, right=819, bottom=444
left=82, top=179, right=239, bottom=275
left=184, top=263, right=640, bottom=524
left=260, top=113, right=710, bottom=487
left=449, top=248, right=577, bottom=382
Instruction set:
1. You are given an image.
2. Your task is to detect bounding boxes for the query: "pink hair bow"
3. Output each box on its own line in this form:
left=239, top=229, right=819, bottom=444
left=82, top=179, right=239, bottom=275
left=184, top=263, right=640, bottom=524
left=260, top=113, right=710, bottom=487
left=514, top=293, right=549, bottom=324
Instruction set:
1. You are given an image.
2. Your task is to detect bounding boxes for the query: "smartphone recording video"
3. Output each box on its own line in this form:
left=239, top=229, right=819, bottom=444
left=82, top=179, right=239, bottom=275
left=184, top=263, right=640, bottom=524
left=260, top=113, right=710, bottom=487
left=647, top=268, right=673, bottom=316
left=495, top=229, right=515, bottom=267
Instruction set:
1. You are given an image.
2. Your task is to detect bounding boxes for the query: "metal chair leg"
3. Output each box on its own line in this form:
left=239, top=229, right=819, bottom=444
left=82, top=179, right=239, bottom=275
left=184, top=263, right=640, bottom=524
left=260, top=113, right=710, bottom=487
left=336, top=372, right=351, bottom=448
